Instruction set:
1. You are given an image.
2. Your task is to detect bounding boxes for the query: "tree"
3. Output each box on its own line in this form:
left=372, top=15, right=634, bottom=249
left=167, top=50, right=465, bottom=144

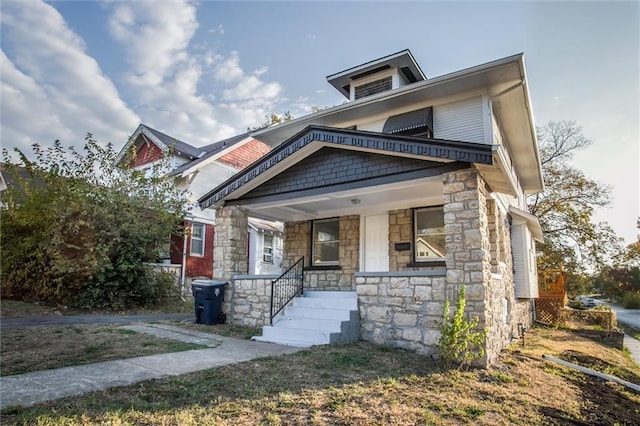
left=248, top=111, right=294, bottom=131
left=1, top=136, right=188, bottom=310
left=528, top=121, right=622, bottom=278
left=593, top=218, right=640, bottom=300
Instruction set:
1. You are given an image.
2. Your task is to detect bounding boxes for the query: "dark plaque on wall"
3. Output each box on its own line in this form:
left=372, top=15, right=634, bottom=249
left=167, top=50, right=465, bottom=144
left=394, top=242, right=411, bottom=251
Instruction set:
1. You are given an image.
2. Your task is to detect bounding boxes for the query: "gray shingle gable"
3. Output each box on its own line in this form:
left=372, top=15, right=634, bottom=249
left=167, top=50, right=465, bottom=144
left=240, top=147, right=446, bottom=200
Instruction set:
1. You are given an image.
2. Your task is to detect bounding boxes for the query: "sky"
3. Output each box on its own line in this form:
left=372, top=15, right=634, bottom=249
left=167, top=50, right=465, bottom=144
left=1, top=0, right=638, bottom=244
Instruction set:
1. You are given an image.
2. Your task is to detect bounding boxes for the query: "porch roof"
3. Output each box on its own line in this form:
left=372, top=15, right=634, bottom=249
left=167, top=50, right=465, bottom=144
left=198, top=126, right=494, bottom=220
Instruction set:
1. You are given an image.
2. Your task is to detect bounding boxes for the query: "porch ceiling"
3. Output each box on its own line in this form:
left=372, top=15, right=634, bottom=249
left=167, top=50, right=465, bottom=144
left=236, top=175, right=445, bottom=222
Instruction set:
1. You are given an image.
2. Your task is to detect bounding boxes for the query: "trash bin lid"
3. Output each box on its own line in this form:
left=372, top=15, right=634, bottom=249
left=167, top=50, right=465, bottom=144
left=191, top=280, right=228, bottom=287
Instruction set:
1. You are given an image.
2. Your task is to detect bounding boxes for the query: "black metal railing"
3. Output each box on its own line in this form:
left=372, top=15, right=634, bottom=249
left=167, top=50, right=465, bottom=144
left=270, top=257, right=304, bottom=324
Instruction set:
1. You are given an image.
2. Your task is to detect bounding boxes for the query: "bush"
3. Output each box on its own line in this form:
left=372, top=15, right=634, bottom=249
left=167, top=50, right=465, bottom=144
left=1, top=137, right=187, bottom=310
left=622, top=292, right=640, bottom=309
left=436, top=286, right=487, bottom=369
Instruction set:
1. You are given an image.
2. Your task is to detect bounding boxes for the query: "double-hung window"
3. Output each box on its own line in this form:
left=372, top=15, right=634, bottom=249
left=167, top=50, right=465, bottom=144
left=414, top=207, right=446, bottom=262
left=312, top=218, right=339, bottom=265
left=263, top=234, right=274, bottom=263
left=190, top=223, right=205, bottom=256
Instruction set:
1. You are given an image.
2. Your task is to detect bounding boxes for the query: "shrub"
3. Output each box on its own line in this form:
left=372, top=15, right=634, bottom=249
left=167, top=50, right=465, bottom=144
left=622, top=292, right=640, bottom=309
left=1, top=137, right=187, bottom=310
left=436, top=286, right=487, bottom=369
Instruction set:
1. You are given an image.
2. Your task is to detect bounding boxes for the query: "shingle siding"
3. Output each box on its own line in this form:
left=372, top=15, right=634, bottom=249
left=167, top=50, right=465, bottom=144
left=242, top=147, right=439, bottom=199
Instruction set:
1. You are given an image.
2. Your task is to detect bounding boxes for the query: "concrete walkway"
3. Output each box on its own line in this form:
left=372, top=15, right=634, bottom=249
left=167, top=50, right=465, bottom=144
left=0, top=324, right=303, bottom=410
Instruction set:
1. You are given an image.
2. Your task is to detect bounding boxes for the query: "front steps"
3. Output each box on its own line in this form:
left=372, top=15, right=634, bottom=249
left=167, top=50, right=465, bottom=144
left=252, top=291, right=360, bottom=347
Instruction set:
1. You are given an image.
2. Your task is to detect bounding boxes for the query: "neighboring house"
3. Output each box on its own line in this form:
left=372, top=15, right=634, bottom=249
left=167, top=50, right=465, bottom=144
left=198, top=49, right=545, bottom=366
left=117, top=124, right=283, bottom=283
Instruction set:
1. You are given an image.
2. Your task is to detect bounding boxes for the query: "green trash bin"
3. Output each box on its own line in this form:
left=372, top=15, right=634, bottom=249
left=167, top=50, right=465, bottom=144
left=191, top=280, right=228, bottom=325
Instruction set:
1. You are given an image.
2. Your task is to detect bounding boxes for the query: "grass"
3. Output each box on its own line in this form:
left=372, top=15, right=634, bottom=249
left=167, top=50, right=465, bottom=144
left=0, top=325, right=207, bottom=376
left=0, top=298, right=193, bottom=318
left=2, top=326, right=639, bottom=425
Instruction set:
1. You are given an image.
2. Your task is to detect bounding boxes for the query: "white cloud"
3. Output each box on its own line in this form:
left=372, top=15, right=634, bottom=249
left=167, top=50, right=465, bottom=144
left=0, top=0, right=139, bottom=154
left=108, top=0, right=198, bottom=87
left=105, top=3, right=283, bottom=144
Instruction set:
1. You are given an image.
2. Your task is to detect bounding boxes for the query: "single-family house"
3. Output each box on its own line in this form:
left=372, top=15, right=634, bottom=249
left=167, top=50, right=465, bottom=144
left=117, top=124, right=284, bottom=285
left=198, top=50, right=544, bottom=365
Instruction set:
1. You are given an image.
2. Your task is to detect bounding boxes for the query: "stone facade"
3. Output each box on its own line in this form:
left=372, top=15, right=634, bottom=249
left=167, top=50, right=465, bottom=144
left=356, top=273, right=446, bottom=355
left=222, top=275, right=275, bottom=327
left=284, top=215, right=359, bottom=291
left=213, top=206, right=249, bottom=281
left=388, top=209, right=412, bottom=271
left=214, top=168, right=534, bottom=365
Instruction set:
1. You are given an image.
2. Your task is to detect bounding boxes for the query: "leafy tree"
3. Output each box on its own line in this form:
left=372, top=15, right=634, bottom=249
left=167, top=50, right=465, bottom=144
left=593, top=218, right=640, bottom=300
left=249, top=111, right=294, bottom=131
left=528, top=121, right=622, bottom=276
left=1, top=135, right=188, bottom=310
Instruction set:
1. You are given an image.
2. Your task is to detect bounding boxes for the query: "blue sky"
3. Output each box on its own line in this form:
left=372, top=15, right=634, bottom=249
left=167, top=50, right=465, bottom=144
left=1, top=0, right=638, bottom=244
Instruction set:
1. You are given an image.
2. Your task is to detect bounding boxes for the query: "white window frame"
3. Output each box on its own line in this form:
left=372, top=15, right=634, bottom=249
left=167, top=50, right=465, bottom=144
left=413, top=206, right=446, bottom=263
left=190, top=223, right=205, bottom=256
left=262, top=234, right=274, bottom=263
left=312, top=218, right=340, bottom=266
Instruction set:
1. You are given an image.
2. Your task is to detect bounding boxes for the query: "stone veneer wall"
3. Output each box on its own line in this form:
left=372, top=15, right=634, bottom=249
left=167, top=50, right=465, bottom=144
left=213, top=206, right=248, bottom=280
left=443, top=169, right=533, bottom=365
left=222, top=275, right=275, bottom=327
left=388, top=209, right=412, bottom=271
left=283, top=215, right=359, bottom=291
left=356, top=273, right=446, bottom=355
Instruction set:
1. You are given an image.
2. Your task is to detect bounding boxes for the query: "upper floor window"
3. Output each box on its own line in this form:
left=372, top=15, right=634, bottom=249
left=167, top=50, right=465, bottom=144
left=312, top=218, right=339, bottom=265
left=354, top=76, right=392, bottom=100
left=263, top=234, right=274, bottom=263
left=190, top=223, right=205, bottom=256
left=414, top=207, right=446, bottom=262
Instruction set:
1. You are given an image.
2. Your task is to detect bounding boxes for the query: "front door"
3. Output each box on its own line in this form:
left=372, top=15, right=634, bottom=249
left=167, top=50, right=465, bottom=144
left=363, top=213, right=389, bottom=272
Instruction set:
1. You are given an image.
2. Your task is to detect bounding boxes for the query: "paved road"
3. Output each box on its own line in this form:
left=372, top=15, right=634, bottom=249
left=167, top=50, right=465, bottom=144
left=611, top=306, right=640, bottom=329
left=0, top=313, right=192, bottom=329
left=596, top=300, right=640, bottom=329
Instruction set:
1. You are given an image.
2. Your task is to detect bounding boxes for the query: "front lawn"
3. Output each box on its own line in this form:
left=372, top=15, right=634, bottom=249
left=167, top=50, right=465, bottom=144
left=2, top=327, right=639, bottom=425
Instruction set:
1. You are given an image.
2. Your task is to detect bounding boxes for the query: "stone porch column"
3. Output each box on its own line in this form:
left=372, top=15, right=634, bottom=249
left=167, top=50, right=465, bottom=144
left=442, top=169, right=492, bottom=321
left=213, top=206, right=249, bottom=280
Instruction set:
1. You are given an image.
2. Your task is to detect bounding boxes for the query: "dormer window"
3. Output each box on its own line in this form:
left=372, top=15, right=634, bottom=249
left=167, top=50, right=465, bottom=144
left=354, top=76, right=392, bottom=100
left=327, top=49, right=426, bottom=101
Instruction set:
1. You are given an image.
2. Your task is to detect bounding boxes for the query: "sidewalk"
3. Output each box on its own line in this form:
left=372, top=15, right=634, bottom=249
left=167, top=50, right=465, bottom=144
left=0, top=324, right=303, bottom=410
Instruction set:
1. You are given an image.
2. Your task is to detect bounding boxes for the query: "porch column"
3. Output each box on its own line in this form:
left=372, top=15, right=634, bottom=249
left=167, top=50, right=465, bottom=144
left=213, top=205, right=249, bottom=280
left=442, top=169, right=492, bottom=318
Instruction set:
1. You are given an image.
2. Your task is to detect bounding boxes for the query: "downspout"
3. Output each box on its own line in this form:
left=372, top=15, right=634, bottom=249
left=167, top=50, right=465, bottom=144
left=180, top=220, right=190, bottom=301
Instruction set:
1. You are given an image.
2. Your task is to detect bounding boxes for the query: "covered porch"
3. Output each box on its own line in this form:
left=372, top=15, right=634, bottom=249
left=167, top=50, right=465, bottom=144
left=199, top=126, right=527, bottom=361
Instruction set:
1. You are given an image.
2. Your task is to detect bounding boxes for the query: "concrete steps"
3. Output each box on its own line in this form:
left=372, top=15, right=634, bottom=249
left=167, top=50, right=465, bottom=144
left=252, top=290, right=360, bottom=347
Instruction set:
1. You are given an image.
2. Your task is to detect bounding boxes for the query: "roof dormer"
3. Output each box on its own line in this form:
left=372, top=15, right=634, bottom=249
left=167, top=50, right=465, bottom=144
left=326, top=49, right=426, bottom=101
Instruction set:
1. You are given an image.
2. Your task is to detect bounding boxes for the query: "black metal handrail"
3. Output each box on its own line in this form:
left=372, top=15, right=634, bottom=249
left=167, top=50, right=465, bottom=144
left=270, top=257, right=304, bottom=325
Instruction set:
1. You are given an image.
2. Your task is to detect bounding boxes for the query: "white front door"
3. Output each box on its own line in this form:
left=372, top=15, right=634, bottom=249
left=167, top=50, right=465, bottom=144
left=362, top=213, right=389, bottom=272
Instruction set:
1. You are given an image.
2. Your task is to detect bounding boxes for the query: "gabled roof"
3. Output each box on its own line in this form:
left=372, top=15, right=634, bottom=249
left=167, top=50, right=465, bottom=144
left=252, top=53, right=543, bottom=195
left=117, top=124, right=253, bottom=178
left=198, top=125, right=494, bottom=210
left=143, top=125, right=203, bottom=159
left=167, top=132, right=251, bottom=177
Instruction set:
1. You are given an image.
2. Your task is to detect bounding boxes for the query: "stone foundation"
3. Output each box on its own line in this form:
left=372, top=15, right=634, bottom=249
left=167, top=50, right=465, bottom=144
left=222, top=275, right=276, bottom=327
left=356, top=272, right=446, bottom=355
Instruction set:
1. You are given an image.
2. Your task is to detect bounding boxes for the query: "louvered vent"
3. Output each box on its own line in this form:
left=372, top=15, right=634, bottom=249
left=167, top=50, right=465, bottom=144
left=354, top=76, right=392, bottom=99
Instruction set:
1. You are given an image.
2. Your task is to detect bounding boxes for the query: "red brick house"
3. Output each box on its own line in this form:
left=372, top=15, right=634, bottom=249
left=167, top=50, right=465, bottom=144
left=117, top=124, right=282, bottom=284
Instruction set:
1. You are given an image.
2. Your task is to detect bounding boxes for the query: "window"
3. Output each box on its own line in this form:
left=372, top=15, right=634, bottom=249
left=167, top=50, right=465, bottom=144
left=312, top=218, right=339, bottom=265
left=263, top=234, right=273, bottom=263
left=354, top=76, right=392, bottom=99
left=414, top=207, right=446, bottom=262
left=190, top=223, right=205, bottom=256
